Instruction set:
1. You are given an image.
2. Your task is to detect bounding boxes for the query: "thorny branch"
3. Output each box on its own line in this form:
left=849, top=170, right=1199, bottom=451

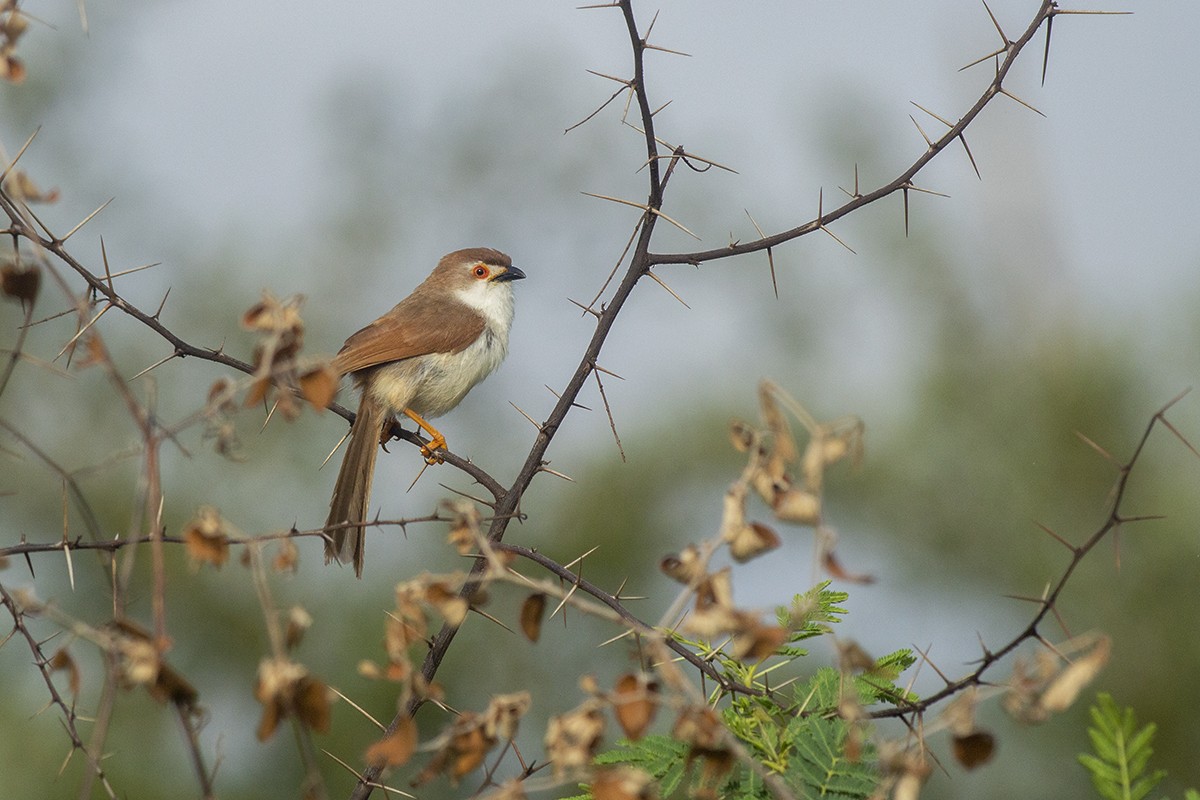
left=494, top=541, right=761, bottom=697
left=870, top=389, right=1193, bottom=722
left=649, top=0, right=1063, bottom=267
left=0, top=582, right=119, bottom=799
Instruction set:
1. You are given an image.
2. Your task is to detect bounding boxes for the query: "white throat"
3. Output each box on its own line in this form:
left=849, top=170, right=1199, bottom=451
left=455, top=280, right=516, bottom=337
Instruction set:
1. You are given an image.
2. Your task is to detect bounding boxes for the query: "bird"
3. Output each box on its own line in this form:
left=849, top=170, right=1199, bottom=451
left=324, top=247, right=524, bottom=576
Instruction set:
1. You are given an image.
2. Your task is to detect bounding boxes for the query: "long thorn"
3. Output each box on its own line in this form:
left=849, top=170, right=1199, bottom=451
left=645, top=269, right=690, bottom=308
left=999, top=87, right=1046, bottom=117
left=1041, top=13, right=1053, bottom=85
left=0, top=126, right=40, bottom=182
left=60, top=198, right=113, bottom=242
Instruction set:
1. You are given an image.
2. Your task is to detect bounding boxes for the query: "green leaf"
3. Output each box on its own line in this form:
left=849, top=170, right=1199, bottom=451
left=779, top=581, right=850, bottom=643
left=594, top=735, right=691, bottom=796
left=1077, top=693, right=1166, bottom=800
left=785, top=714, right=877, bottom=799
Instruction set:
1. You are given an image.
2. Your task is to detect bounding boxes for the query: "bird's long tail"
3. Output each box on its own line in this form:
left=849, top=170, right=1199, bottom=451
left=325, top=393, right=385, bottom=577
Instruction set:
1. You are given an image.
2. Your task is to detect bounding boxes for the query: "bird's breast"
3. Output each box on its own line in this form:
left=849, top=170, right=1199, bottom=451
left=403, top=323, right=510, bottom=418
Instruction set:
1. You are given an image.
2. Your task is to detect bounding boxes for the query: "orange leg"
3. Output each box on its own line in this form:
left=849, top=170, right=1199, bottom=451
left=403, top=408, right=447, bottom=465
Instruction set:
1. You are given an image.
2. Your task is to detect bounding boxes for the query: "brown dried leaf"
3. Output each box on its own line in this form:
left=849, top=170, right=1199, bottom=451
left=728, top=521, right=780, bottom=563
left=182, top=506, right=230, bottom=568
left=821, top=547, right=875, bottom=584
left=545, top=701, right=606, bottom=778
left=366, top=717, right=418, bottom=769
left=951, top=730, right=996, bottom=770
left=612, top=673, right=658, bottom=740
left=672, top=706, right=724, bottom=752
left=730, top=622, right=788, bottom=662
left=483, top=691, right=532, bottom=741
left=254, top=658, right=302, bottom=740
left=444, top=499, right=482, bottom=555
left=425, top=581, right=468, bottom=628
left=659, top=544, right=705, bottom=585
left=244, top=376, right=272, bottom=408
left=728, top=419, right=757, bottom=453
left=836, top=640, right=877, bottom=674
left=801, top=439, right=828, bottom=494
left=520, top=593, right=546, bottom=642
left=257, top=697, right=282, bottom=742
left=694, top=568, right=734, bottom=612
left=48, top=648, right=81, bottom=696
left=0, top=55, right=24, bottom=84
left=254, top=658, right=329, bottom=740
left=681, top=604, right=742, bottom=639
left=241, top=292, right=302, bottom=333
left=148, top=661, right=200, bottom=711
left=673, top=706, right=733, bottom=783
left=591, top=766, right=657, bottom=800
left=285, top=606, right=312, bottom=651
left=758, top=381, right=798, bottom=465
left=298, top=364, right=338, bottom=411
left=357, top=660, right=384, bottom=680
left=750, top=464, right=784, bottom=507
left=802, top=418, right=865, bottom=492
left=72, top=333, right=105, bottom=369
left=298, top=675, right=331, bottom=733
left=718, top=484, right=748, bottom=544
left=386, top=601, right=427, bottom=656
left=414, top=711, right=497, bottom=786
left=273, top=538, right=299, bottom=573
left=2, top=169, right=57, bottom=202
left=114, top=633, right=160, bottom=688
left=773, top=487, right=821, bottom=525
left=1040, top=634, right=1110, bottom=713
left=893, top=757, right=932, bottom=800
left=1, top=261, right=40, bottom=303
left=2, top=9, right=29, bottom=41
left=448, top=725, right=491, bottom=781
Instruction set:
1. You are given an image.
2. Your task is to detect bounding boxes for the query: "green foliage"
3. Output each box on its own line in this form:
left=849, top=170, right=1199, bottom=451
left=777, top=582, right=850, bottom=652
left=593, top=669, right=881, bottom=799
left=782, top=712, right=876, bottom=800
left=1078, top=693, right=1166, bottom=800
left=584, top=585, right=914, bottom=799
left=595, top=737, right=690, bottom=797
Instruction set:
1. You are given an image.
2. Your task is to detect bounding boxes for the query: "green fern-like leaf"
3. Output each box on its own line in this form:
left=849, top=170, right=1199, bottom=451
left=779, top=581, right=849, bottom=644
left=1077, top=693, right=1165, bottom=800
left=854, top=649, right=919, bottom=706
left=596, top=735, right=690, bottom=796
left=785, top=713, right=877, bottom=799
left=794, top=666, right=844, bottom=711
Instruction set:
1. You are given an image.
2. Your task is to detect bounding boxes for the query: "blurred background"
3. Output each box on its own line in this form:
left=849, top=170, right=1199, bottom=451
left=1, top=1, right=1197, bottom=798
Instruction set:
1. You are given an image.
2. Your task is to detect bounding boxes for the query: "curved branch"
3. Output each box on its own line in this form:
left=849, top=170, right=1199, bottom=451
left=649, top=0, right=1057, bottom=267
left=870, top=390, right=1192, bottom=721
left=495, top=541, right=760, bottom=697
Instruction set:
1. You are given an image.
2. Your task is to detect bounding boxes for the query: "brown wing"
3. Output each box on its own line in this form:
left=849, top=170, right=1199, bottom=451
left=332, top=294, right=484, bottom=376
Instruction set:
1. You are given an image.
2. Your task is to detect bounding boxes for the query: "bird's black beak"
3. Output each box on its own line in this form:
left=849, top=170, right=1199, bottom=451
left=493, top=265, right=526, bottom=282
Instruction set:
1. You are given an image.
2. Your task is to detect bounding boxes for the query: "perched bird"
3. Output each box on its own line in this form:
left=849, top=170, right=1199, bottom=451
left=325, top=248, right=524, bottom=576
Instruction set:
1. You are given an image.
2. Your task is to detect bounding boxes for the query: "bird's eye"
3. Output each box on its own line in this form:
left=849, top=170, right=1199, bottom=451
left=473, top=264, right=490, bottom=279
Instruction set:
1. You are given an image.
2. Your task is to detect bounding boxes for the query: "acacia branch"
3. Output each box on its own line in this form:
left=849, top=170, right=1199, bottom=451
left=869, top=389, right=1192, bottom=721
left=494, top=541, right=760, bottom=697
left=0, top=581, right=120, bottom=799
left=648, top=0, right=1058, bottom=267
